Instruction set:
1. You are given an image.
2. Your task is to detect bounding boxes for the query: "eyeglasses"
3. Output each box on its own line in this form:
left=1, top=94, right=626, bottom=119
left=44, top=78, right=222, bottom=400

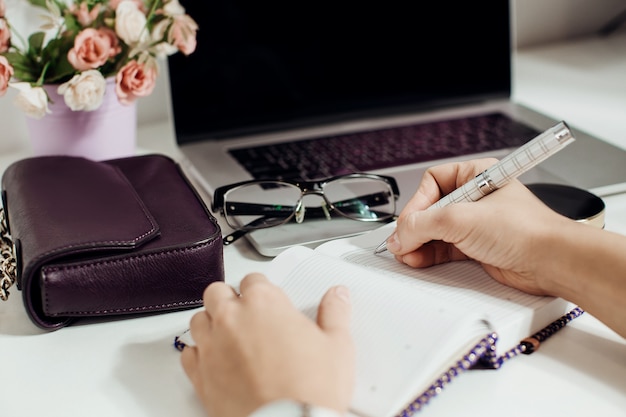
left=212, top=173, right=400, bottom=245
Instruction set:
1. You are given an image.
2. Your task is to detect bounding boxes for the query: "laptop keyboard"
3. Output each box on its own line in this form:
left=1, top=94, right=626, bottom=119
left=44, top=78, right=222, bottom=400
left=229, top=113, right=540, bottom=181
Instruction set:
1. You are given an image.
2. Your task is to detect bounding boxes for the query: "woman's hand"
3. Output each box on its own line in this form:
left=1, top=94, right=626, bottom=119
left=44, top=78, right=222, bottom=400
left=181, top=273, right=355, bottom=417
left=386, top=158, right=570, bottom=295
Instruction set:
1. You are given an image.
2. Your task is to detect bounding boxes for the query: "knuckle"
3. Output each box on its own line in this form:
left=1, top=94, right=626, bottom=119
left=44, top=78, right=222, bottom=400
left=211, top=301, right=238, bottom=327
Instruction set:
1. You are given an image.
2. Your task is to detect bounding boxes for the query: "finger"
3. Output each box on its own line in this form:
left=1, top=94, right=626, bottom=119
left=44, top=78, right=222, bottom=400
left=390, top=209, right=444, bottom=254
left=317, top=285, right=352, bottom=336
left=203, top=281, right=239, bottom=318
left=400, top=159, right=498, bottom=218
left=393, top=159, right=499, bottom=253
left=392, top=204, right=472, bottom=255
left=188, top=308, right=212, bottom=346
left=180, top=345, right=200, bottom=384
left=395, top=240, right=470, bottom=268
left=398, top=168, right=446, bottom=217
left=238, top=272, right=271, bottom=296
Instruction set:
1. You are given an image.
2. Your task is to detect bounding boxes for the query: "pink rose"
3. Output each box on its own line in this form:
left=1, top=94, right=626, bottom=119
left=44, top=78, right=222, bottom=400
left=70, top=3, right=101, bottom=27
left=150, top=19, right=178, bottom=57
left=169, top=14, right=198, bottom=56
left=115, top=59, right=158, bottom=105
left=0, top=55, right=13, bottom=97
left=67, top=28, right=121, bottom=71
left=154, top=0, right=198, bottom=56
left=0, top=17, right=10, bottom=54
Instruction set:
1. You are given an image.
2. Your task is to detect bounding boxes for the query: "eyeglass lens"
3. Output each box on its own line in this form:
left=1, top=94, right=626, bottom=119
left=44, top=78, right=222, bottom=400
left=221, top=177, right=395, bottom=231
left=323, top=177, right=395, bottom=219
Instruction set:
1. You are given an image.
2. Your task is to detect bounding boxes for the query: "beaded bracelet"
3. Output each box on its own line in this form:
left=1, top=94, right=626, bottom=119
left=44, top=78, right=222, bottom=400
left=397, top=307, right=584, bottom=417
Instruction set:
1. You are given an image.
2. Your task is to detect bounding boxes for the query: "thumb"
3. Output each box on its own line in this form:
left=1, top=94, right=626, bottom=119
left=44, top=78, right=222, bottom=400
left=317, top=285, right=352, bottom=335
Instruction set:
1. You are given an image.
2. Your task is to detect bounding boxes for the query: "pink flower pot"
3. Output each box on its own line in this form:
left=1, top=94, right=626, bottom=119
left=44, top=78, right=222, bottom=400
left=25, top=79, right=137, bottom=161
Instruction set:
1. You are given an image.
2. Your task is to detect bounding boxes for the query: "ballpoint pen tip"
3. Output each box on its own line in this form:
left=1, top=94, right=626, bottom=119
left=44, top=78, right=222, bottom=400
left=373, top=242, right=388, bottom=255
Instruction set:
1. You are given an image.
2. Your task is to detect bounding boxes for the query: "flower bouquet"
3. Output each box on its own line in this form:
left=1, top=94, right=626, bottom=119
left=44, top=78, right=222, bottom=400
left=0, top=0, right=197, bottom=119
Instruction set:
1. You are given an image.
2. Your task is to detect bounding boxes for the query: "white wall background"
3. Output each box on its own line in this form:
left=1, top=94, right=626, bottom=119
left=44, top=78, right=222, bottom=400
left=1, top=1, right=625, bottom=153
left=513, top=0, right=625, bottom=48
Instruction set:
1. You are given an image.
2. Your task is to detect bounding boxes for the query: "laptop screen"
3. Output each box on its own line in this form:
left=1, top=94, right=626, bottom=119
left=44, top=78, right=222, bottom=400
left=169, top=1, right=511, bottom=144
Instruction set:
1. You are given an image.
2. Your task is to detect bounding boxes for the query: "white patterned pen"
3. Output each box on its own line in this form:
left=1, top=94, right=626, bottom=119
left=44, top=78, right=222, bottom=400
left=374, top=121, right=575, bottom=254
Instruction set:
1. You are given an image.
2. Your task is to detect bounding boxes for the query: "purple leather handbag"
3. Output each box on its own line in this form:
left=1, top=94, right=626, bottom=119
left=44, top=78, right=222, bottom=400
left=0, top=154, right=224, bottom=330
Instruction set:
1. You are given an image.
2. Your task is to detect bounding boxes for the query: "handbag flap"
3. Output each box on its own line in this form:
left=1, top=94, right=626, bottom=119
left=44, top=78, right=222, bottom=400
left=1, top=156, right=160, bottom=287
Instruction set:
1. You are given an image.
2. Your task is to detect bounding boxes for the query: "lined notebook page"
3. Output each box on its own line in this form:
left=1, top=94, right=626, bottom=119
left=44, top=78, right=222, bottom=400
left=314, top=223, right=567, bottom=351
left=267, top=246, right=490, bottom=417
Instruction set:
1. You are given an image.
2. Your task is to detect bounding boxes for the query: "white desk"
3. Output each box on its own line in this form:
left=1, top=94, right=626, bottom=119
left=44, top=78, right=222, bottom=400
left=1, top=33, right=626, bottom=417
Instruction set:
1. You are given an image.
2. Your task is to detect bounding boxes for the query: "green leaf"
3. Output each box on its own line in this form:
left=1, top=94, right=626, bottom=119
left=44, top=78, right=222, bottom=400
left=41, top=37, right=63, bottom=60
left=64, top=13, right=80, bottom=33
left=45, top=58, right=76, bottom=84
left=26, top=0, right=47, bottom=8
left=28, top=32, right=46, bottom=55
left=39, top=36, right=75, bottom=84
left=2, top=52, right=29, bottom=67
left=3, top=52, right=41, bottom=82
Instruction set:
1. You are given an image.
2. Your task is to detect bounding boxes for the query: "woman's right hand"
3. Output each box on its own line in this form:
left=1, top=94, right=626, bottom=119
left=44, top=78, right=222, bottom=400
left=385, top=158, right=573, bottom=296
left=386, top=158, right=626, bottom=339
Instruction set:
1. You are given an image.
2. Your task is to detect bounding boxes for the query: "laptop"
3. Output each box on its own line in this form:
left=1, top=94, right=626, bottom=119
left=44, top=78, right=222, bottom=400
left=168, top=1, right=626, bottom=256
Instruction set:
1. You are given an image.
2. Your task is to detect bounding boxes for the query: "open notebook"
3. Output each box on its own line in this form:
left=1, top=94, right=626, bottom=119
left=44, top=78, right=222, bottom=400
left=175, top=223, right=576, bottom=417
left=264, top=224, right=573, bottom=417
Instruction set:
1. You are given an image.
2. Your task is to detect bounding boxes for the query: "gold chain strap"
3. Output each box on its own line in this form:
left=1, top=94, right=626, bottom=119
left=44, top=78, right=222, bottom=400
left=0, top=208, right=17, bottom=301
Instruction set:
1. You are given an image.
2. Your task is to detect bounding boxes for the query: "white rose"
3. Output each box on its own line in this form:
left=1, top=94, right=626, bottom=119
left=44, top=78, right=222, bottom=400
left=10, top=82, right=50, bottom=119
left=115, top=0, right=149, bottom=45
left=162, top=0, right=186, bottom=16
left=58, top=70, right=107, bottom=111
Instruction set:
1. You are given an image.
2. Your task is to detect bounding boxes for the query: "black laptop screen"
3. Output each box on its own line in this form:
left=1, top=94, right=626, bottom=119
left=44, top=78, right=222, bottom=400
left=169, top=1, right=511, bottom=143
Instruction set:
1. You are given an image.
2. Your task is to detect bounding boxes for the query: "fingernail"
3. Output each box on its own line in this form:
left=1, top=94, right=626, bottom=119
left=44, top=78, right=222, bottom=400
left=386, top=232, right=400, bottom=252
left=334, top=285, right=351, bottom=303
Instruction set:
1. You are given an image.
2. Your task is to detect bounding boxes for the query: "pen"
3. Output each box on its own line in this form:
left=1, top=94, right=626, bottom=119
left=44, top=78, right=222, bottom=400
left=373, top=121, right=576, bottom=254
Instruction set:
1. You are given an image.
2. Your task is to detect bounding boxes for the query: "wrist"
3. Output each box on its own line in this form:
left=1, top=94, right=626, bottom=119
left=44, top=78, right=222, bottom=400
left=534, top=217, right=589, bottom=297
left=537, top=218, right=610, bottom=300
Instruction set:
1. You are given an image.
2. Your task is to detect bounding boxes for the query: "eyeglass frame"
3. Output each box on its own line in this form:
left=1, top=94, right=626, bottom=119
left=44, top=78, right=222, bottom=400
left=211, top=173, right=400, bottom=245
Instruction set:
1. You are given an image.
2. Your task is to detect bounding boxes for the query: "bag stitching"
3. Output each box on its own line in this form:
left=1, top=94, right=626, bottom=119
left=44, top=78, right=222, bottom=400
left=41, top=238, right=220, bottom=316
